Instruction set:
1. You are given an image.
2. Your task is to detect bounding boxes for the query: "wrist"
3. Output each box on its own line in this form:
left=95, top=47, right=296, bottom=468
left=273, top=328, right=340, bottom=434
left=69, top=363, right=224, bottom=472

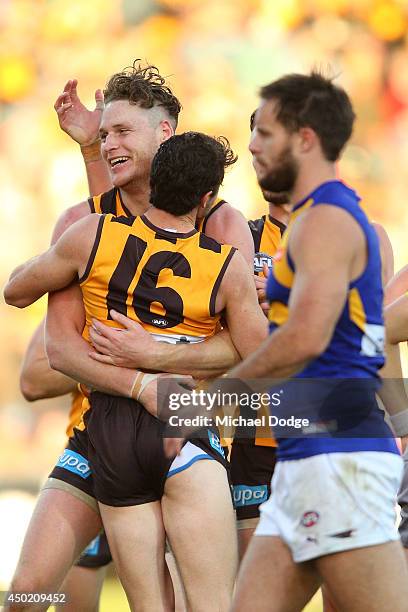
left=80, top=139, right=102, bottom=163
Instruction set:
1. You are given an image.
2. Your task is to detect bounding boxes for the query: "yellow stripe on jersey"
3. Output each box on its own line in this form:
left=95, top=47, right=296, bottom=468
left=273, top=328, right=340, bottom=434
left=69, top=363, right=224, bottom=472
left=80, top=214, right=235, bottom=343
left=66, top=388, right=87, bottom=438
left=348, top=286, right=367, bottom=333
left=90, top=188, right=129, bottom=217
left=268, top=301, right=289, bottom=327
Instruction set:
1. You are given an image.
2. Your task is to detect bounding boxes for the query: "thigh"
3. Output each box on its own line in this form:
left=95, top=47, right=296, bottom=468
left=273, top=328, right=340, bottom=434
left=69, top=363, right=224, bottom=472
left=162, top=458, right=237, bottom=612
left=57, top=564, right=108, bottom=612
left=230, top=442, right=276, bottom=558
left=9, top=488, right=102, bottom=596
left=98, top=501, right=170, bottom=612
left=46, top=426, right=98, bottom=512
left=232, top=535, right=320, bottom=612
left=316, top=541, right=408, bottom=612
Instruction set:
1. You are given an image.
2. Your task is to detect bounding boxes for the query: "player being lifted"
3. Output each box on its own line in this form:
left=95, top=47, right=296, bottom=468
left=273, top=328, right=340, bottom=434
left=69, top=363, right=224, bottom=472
left=5, top=132, right=268, bottom=611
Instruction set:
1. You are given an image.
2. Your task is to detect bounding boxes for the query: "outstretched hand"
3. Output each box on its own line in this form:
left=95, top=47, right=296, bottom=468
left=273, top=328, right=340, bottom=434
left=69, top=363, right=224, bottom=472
left=54, top=79, right=104, bottom=145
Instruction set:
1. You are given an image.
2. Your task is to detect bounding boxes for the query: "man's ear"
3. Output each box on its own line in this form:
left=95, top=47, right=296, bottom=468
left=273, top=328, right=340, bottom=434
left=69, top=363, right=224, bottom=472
left=296, top=126, right=318, bottom=155
left=199, top=191, right=213, bottom=212
left=159, top=119, right=174, bottom=142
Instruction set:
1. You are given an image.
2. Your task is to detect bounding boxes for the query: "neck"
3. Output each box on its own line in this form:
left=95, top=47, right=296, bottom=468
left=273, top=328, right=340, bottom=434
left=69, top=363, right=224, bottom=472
left=290, top=159, right=337, bottom=209
left=144, top=208, right=197, bottom=232
left=268, top=204, right=290, bottom=225
left=118, top=177, right=151, bottom=217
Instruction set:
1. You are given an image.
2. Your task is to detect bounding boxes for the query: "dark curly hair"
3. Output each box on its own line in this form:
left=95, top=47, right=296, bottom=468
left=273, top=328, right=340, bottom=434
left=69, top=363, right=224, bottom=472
left=150, top=132, right=237, bottom=216
left=260, top=71, right=355, bottom=161
left=104, top=59, right=181, bottom=128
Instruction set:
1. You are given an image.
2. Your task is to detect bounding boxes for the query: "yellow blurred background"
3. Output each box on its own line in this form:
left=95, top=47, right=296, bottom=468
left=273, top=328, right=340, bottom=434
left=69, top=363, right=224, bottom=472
left=1, top=0, right=408, bottom=608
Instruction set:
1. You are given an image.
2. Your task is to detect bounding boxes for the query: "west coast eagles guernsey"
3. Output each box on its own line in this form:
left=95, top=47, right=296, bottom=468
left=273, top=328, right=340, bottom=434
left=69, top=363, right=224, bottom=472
left=266, top=180, right=398, bottom=460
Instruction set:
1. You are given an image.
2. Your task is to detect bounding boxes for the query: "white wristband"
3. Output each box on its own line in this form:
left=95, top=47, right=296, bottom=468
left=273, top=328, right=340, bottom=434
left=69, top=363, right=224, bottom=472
left=390, top=409, right=408, bottom=437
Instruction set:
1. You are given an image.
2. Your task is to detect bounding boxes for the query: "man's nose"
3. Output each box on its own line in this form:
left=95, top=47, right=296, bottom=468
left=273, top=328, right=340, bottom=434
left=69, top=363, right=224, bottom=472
left=103, top=133, right=119, bottom=151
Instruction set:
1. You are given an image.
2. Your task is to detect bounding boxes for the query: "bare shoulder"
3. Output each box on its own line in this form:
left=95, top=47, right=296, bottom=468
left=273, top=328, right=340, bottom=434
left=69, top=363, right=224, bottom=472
left=290, top=204, right=364, bottom=265
left=205, top=199, right=253, bottom=266
left=205, top=200, right=247, bottom=233
left=220, top=248, right=253, bottom=291
left=51, top=200, right=92, bottom=244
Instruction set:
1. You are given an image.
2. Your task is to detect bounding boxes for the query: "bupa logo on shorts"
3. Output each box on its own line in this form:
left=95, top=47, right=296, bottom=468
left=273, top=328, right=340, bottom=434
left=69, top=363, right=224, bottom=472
left=233, top=484, right=268, bottom=507
left=207, top=430, right=225, bottom=457
left=57, top=449, right=91, bottom=479
left=82, top=535, right=100, bottom=557
left=301, top=511, right=320, bottom=528
left=254, top=252, right=274, bottom=273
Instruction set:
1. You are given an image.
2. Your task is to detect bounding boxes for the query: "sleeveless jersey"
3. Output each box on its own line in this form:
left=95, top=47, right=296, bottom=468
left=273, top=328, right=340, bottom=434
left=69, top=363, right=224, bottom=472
left=66, top=388, right=84, bottom=438
left=88, top=187, right=130, bottom=216
left=68, top=190, right=232, bottom=435
left=249, top=214, right=286, bottom=277
left=233, top=214, right=286, bottom=448
left=79, top=214, right=236, bottom=343
left=266, top=180, right=398, bottom=460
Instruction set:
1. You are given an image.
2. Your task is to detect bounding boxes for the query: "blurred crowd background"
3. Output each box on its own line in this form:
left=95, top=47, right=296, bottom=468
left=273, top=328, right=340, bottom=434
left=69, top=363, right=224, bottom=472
left=1, top=0, right=408, bottom=607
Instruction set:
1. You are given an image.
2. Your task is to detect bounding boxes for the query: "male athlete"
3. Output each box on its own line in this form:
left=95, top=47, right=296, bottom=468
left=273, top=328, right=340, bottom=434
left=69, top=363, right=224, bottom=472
left=5, top=131, right=267, bottom=611
left=19, top=322, right=112, bottom=612
left=165, top=72, right=408, bottom=611
left=380, top=268, right=408, bottom=566
left=6, top=62, right=252, bottom=612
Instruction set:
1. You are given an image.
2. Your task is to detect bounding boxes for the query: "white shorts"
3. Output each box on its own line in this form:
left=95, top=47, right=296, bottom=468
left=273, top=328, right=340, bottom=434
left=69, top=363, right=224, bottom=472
left=255, top=451, right=403, bottom=562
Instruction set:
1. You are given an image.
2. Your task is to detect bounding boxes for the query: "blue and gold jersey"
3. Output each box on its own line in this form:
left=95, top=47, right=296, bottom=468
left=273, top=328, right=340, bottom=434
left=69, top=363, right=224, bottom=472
left=266, top=180, right=397, bottom=459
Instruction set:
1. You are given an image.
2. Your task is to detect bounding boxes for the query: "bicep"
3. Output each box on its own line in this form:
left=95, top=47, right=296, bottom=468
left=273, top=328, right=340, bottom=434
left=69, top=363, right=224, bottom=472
left=287, top=207, right=358, bottom=351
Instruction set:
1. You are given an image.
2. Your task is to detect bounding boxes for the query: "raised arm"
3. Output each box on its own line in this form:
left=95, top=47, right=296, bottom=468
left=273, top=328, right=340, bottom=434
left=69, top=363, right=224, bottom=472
left=20, top=318, right=76, bottom=401
left=54, top=79, right=112, bottom=196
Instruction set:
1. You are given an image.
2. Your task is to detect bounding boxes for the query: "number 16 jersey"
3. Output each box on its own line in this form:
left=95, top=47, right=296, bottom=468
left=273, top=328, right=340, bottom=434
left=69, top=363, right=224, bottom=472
left=79, top=213, right=236, bottom=343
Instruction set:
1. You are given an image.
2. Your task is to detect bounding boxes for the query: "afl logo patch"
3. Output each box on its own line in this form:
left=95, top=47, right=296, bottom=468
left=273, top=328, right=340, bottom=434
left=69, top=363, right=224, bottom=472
left=254, top=252, right=274, bottom=273
left=301, top=511, right=320, bottom=528
left=152, top=318, right=168, bottom=327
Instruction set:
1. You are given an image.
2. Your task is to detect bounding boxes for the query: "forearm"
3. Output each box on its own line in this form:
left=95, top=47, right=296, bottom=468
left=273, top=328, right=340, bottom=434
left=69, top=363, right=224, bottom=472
left=226, top=322, right=316, bottom=386
left=5, top=256, right=50, bottom=307
left=144, top=329, right=240, bottom=378
left=21, top=353, right=76, bottom=400
left=47, top=327, right=136, bottom=397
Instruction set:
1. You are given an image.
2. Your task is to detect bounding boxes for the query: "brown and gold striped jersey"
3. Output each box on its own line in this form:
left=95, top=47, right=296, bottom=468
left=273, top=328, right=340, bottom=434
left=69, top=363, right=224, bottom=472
left=79, top=213, right=236, bottom=343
